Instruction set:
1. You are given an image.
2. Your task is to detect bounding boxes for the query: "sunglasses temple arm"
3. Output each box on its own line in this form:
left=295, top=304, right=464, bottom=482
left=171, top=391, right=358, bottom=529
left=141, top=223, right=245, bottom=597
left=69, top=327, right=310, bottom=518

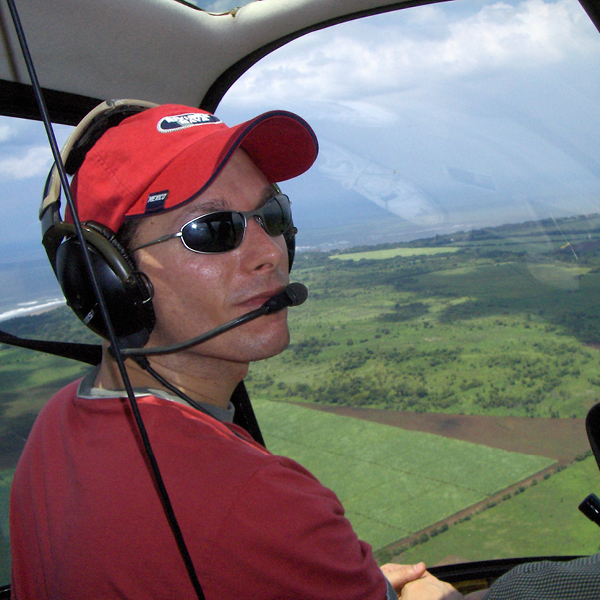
left=131, top=233, right=181, bottom=252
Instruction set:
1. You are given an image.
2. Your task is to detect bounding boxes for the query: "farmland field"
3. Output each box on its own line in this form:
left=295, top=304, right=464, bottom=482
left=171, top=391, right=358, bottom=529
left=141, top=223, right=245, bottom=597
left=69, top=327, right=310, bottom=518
left=253, top=398, right=554, bottom=550
left=393, top=455, right=600, bottom=565
left=305, top=405, right=589, bottom=462
left=330, top=247, right=460, bottom=261
left=249, top=215, right=600, bottom=421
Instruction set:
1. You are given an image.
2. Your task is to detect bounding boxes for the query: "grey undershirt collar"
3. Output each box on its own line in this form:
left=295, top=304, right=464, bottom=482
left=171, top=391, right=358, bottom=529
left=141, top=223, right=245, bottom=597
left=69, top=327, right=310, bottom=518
left=77, top=367, right=236, bottom=424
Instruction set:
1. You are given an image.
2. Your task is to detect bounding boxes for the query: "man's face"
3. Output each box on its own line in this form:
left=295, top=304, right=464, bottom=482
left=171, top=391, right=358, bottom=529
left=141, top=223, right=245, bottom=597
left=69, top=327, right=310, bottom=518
left=131, top=149, right=291, bottom=364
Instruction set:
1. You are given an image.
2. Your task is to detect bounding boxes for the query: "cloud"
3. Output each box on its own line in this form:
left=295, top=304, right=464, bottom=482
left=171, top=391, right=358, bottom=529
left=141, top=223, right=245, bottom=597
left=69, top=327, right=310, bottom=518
left=297, top=100, right=398, bottom=127
left=0, top=115, right=74, bottom=240
left=0, top=124, right=14, bottom=143
left=0, top=146, right=52, bottom=180
left=0, top=117, right=71, bottom=184
left=0, top=115, right=44, bottom=145
left=225, top=0, right=600, bottom=105
left=445, top=0, right=597, bottom=70
left=317, top=139, right=444, bottom=226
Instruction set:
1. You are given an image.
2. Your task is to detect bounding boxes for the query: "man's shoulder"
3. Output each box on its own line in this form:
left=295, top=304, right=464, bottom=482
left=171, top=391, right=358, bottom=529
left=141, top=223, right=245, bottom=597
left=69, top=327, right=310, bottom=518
left=35, top=376, right=86, bottom=421
left=54, top=377, right=82, bottom=399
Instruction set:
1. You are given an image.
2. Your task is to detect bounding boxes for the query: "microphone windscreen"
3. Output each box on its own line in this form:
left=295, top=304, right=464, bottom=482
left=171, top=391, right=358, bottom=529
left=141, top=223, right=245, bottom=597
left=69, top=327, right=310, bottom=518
left=262, top=283, right=309, bottom=313
left=285, top=282, right=308, bottom=307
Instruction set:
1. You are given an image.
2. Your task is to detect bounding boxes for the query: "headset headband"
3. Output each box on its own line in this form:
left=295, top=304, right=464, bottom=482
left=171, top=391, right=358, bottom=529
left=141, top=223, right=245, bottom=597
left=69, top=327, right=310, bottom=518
left=39, top=99, right=159, bottom=345
left=40, top=98, right=159, bottom=228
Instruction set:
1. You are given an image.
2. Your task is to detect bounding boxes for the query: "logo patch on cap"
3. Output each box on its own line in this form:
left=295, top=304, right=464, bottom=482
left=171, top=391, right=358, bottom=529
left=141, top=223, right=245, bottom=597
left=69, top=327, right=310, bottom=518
left=145, top=191, right=169, bottom=213
left=157, top=113, right=221, bottom=133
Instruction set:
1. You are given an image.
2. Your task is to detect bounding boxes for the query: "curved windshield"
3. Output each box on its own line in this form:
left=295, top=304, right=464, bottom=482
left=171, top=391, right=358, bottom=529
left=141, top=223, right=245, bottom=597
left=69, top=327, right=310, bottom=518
left=217, top=0, right=600, bottom=567
left=1, top=0, right=600, bottom=589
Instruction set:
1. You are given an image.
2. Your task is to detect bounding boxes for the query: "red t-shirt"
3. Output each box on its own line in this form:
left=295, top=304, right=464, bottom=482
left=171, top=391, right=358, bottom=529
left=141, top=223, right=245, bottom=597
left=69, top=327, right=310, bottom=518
left=10, top=379, right=390, bottom=599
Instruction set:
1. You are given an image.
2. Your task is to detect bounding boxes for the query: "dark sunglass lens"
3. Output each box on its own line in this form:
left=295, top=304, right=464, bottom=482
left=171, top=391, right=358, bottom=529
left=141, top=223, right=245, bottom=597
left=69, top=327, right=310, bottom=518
left=262, top=195, right=292, bottom=236
left=181, top=212, right=245, bottom=253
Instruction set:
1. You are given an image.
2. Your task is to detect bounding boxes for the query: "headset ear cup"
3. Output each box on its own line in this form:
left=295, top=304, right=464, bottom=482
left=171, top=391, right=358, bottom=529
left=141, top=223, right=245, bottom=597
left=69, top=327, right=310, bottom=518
left=55, top=226, right=155, bottom=347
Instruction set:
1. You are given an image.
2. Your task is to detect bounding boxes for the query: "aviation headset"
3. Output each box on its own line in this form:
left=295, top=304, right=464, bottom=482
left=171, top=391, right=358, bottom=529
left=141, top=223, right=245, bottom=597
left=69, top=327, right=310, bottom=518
left=39, top=99, right=298, bottom=348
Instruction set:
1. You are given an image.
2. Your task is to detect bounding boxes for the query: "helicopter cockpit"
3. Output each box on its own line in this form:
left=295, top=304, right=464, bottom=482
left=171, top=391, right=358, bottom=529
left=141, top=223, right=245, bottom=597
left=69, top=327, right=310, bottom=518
left=1, top=0, right=600, bottom=597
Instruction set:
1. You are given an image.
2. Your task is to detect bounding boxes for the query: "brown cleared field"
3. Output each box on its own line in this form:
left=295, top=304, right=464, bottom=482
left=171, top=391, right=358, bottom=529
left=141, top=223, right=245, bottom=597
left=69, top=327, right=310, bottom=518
left=299, top=404, right=590, bottom=463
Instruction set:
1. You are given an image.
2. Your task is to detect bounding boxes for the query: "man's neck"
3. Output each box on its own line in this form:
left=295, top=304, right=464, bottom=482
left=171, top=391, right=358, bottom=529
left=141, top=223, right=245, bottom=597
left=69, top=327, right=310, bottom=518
left=94, top=344, right=249, bottom=409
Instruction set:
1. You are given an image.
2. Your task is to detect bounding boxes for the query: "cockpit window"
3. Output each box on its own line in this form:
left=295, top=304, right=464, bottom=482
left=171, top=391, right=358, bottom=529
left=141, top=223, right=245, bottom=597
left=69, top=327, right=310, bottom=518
left=1, top=0, right=600, bottom=588
left=218, top=0, right=600, bottom=566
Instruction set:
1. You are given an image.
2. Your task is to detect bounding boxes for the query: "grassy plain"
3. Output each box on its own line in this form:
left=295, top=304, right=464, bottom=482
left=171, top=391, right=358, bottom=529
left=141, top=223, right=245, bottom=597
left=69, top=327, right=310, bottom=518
left=0, top=338, right=93, bottom=470
left=394, top=455, right=600, bottom=565
left=253, top=398, right=554, bottom=549
left=0, top=469, right=12, bottom=584
left=248, top=216, right=600, bottom=420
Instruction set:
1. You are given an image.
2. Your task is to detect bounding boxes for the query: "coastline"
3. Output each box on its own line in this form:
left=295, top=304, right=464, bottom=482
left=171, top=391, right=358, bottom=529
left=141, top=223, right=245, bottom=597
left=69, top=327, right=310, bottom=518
left=0, top=298, right=65, bottom=323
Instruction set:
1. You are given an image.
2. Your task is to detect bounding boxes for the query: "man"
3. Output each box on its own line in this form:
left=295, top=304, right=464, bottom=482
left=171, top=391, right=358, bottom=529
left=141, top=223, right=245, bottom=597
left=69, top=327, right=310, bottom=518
left=10, top=103, right=428, bottom=599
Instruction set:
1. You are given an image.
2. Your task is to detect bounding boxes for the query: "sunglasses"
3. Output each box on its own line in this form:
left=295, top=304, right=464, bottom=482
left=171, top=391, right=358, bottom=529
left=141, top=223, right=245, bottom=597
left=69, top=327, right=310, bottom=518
left=131, top=193, right=295, bottom=254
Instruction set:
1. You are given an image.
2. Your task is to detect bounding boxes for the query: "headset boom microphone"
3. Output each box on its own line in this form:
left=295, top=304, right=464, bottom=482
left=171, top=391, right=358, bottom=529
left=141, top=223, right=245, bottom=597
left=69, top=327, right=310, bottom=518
left=116, top=282, right=308, bottom=357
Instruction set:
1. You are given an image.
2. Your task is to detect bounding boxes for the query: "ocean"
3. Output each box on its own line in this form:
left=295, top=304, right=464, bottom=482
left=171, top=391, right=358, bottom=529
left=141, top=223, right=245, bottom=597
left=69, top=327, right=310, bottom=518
left=0, top=244, right=65, bottom=323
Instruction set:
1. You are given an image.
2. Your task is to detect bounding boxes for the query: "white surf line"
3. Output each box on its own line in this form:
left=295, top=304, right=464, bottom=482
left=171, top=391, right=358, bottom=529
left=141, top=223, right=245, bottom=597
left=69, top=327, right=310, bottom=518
left=0, top=298, right=66, bottom=322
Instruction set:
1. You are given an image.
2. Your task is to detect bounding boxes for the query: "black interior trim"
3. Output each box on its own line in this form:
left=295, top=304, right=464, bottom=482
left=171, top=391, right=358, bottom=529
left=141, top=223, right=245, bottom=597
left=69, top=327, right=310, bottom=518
left=0, top=329, right=102, bottom=365
left=579, top=0, right=600, bottom=33
left=429, top=556, right=583, bottom=587
left=586, top=403, right=600, bottom=471
left=0, top=80, right=101, bottom=125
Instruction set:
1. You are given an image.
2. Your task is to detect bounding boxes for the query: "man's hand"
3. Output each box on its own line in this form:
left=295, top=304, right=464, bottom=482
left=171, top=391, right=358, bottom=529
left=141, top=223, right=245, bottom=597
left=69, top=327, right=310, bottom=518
left=381, top=562, right=428, bottom=593
left=400, top=572, right=463, bottom=599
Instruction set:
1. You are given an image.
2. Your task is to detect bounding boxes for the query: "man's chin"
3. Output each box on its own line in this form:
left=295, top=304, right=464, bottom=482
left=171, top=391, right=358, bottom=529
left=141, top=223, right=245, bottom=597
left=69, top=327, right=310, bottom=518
left=252, top=338, right=291, bottom=362
left=243, top=327, right=291, bottom=362
left=184, top=324, right=290, bottom=364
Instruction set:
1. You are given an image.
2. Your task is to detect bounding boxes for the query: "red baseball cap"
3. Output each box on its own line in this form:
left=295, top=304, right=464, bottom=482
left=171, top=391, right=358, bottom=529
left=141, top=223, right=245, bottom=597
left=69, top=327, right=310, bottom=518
left=69, top=104, right=319, bottom=232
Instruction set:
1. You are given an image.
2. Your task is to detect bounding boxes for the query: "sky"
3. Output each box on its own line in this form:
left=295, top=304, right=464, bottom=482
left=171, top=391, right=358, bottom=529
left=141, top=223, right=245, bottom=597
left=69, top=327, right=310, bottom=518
left=1, top=0, right=600, bottom=258
left=220, top=0, right=600, bottom=106
left=213, top=0, right=600, bottom=249
left=0, top=118, right=71, bottom=256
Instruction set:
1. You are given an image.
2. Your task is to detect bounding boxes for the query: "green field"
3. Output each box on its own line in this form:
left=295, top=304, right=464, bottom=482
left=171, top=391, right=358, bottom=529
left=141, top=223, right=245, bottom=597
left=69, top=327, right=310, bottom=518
left=0, top=346, right=90, bottom=419
left=253, top=398, right=554, bottom=549
left=247, top=215, right=600, bottom=420
left=394, top=455, right=600, bottom=565
left=0, top=469, right=12, bottom=584
left=330, top=247, right=460, bottom=261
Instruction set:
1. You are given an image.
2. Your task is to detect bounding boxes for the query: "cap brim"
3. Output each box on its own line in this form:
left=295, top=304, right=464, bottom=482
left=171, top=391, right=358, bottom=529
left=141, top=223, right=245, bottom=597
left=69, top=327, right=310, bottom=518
left=135, top=110, right=318, bottom=216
